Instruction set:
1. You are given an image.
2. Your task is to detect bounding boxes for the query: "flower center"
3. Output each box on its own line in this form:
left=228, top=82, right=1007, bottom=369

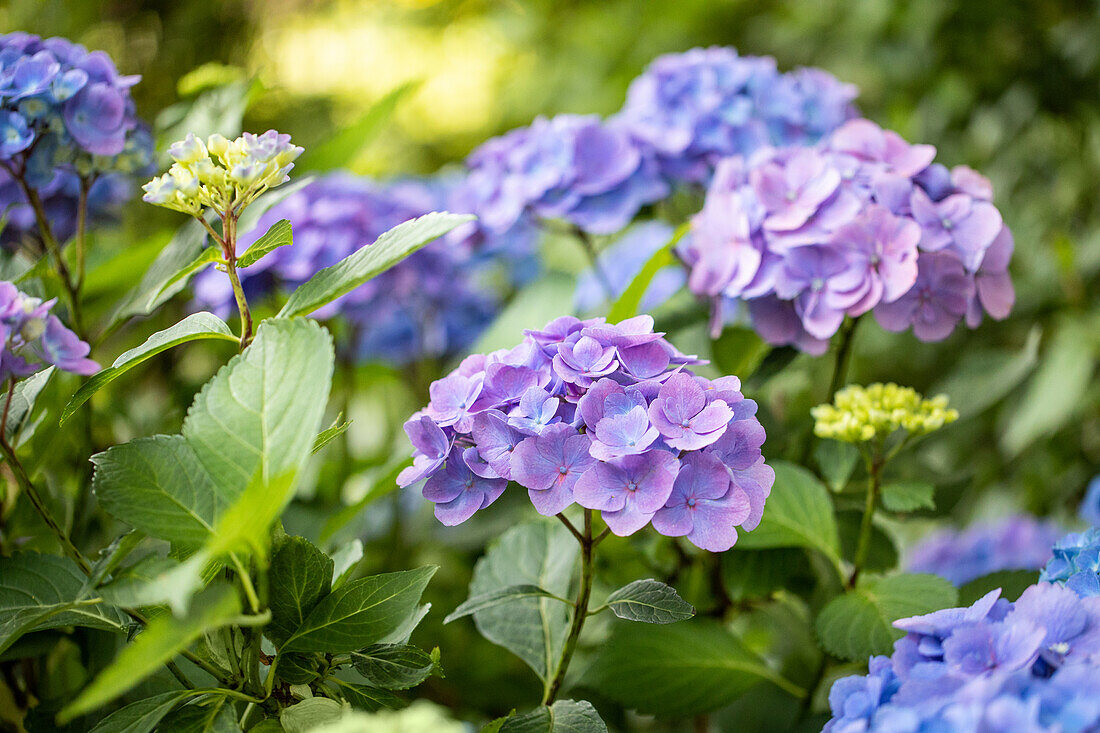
left=626, top=481, right=638, bottom=492
left=687, top=498, right=696, bottom=507
left=811, top=277, right=825, bottom=291
left=941, top=217, right=954, bottom=231
left=680, top=419, right=691, bottom=428
left=785, top=190, right=797, bottom=202
left=558, top=466, right=569, bottom=475
left=464, top=478, right=474, bottom=489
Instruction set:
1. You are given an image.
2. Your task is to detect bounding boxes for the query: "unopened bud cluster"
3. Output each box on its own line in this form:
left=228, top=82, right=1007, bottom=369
left=142, top=130, right=302, bottom=216
left=812, top=383, right=957, bottom=443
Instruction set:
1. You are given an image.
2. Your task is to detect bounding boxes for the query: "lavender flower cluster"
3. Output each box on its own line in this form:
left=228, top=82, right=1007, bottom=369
left=193, top=173, right=537, bottom=364
left=615, top=46, right=859, bottom=186
left=398, top=314, right=773, bottom=551
left=0, top=33, right=152, bottom=248
left=0, top=280, right=97, bottom=382
left=826, top=585, right=1100, bottom=732
left=906, top=515, right=1064, bottom=586
left=686, top=119, right=1014, bottom=352
left=1041, top=528, right=1100, bottom=599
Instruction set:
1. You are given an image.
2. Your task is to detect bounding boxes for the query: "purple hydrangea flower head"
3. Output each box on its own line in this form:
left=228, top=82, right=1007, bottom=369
left=402, top=315, right=770, bottom=539
left=0, top=280, right=96, bottom=381
left=907, top=515, right=1065, bottom=587
left=422, top=446, right=506, bottom=526
left=616, top=46, right=858, bottom=185
left=686, top=118, right=1012, bottom=350
left=1042, top=528, right=1100, bottom=599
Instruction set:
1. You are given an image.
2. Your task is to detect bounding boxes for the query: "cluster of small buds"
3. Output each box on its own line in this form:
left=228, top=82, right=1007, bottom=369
left=143, top=131, right=303, bottom=216
left=812, top=383, right=957, bottom=444
left=1041, top=528, right=1100, bottom=599
left=0, top=280, right=97, bottom=382
left=826, top=584, right=1100, bottom=732
left=399, top=314, right=773, bottom=552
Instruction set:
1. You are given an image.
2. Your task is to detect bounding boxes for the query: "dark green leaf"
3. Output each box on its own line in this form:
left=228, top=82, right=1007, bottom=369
left=155, top=696, right=240, bottom=733
left=277, top=212, right=473, bottom=319
left=606, top=223, right=688, bottom=323
left=837, top=512, right=898, bottom=573
left=585, top=620, right=801, bottom=717
left=958, top=570, right=1037, bottom=606
left=444, top=584, right=563, bottom=624
left=814, top=441, right=859, bottom=493
left=604, top=579, right=694, bottom=624
left=710, top=327, right=771, bottom=381
left=275, top=653, right=321, bottom=685
left=881, top=481, right=936, bottom=513
left=87, top=690, right=196, bottom=733
left=237, top=219, right=292, bottom=268
left=282, top=566, right=436, bottom=653
left=62, top=313, right=237, bottom=424
left=97, top=555, right=186, bottom=608
left=350, top=644, right=435, bottom=690
left=737, top=461, right=840, bottom=563
left=268, top=536, right=334, bottom=648
left=499, top=700, right=608, bottom=733
left=330, top=679, right=403, bottom=712
left=722, top=548, right=813, bottom=601
left=815, top=573, right=958, bottom=661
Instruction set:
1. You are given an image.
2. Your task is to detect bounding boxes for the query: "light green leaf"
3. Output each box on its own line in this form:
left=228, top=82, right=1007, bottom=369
left=881, top=481, right=936, bottom=512
left=93, top=435, right=223, bottom=547
left=814, top=440, right=859, bottom=493
left=329, top=539, right=363, bottom=589
left=468, top=521, right=578, bottom=682
left=606, top=223, right=688, bottom=323
left=0, top=553, right=127, bottom=655
left=585, top=620, right=801, bottom=717
left=736, top=461, right=840, bottom=562
left=110, top=220, right=209, bottom=325
left=60, top=586, right=242, bottom=722
left=62, top=313, right=237, bottom=424
left=312, top=417, right=351, bottom=455
left=280, top=697, right=344, bottom=733
left=282, top=566, right=437, bottom=653
left=604, top=579, right=694, bottom=624
left=268, top=535, right=334, bottom=648
left=815, top=573, right=958, bottom=661
left=237, top=219, right=292, bottom=268
left=474, top=273, right=577, bottom=354
left=277, top=212, right=473, bottom=319
left=5, top=367, right=53, bottom=439
left=87, top=690, right=198, bottom=733
left=350, top=643, right=435, bottom=690
left=97, top=555, right=189, bottom=609
left=709, top=326, right=771, bottom=381
left=499, top=700, right=608, bottom=733
left=445, top=585, right=563, bottom=624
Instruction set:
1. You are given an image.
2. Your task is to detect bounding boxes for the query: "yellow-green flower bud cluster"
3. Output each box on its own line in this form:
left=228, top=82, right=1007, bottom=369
left=811, top=383, right=958, bottom=443
left=142, top=130, right=303, bottom=216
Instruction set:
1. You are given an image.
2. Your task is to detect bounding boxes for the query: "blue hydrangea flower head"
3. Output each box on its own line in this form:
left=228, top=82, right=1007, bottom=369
left=1041, top=528, right=1100, bottom=599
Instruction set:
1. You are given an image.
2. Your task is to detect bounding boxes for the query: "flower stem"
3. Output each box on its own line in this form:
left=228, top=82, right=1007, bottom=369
left=219, top=212, right=253, bottom=350
left=827, top=316, right=860, bottom=401
left=75, top=176, right=91, bottom=294
left=543, top=509, right=595, bottom=705
left=574, top=227, right=616, bottom=304
left=849, top=450, right=883, bottom=588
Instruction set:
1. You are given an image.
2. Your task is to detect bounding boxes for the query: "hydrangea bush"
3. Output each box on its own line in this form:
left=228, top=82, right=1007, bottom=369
left=0, top=29, right=1090, bottom=733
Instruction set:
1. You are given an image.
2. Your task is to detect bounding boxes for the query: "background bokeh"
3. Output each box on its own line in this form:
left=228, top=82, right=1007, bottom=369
left=3, top=0, right=1099, bottom=729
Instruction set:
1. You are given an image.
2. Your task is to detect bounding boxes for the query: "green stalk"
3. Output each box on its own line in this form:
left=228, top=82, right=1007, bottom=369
left=543, top=509, right=596, bottom=705
left=849, top=448, right=883, bottom=588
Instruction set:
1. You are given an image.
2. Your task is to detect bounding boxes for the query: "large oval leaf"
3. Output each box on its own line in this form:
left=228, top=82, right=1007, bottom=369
left=736, top=461, right=840, bottom=563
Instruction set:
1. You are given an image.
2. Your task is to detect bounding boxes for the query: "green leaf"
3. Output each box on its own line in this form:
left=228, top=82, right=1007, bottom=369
left=296, top=81, right=420, bottom=172
left=275, top=653, right=321, bottom=685
left=282, top=566, right=437, bottom=653
left=1001, top=321, right=1096, bottom=456
left=606, top=222, right=688, bottom=323
left=499, top=700, right=608, bottom=733
left=585, top=620, right=801, bottom=717
left=156, top=696, right=239, bottom=733
left=93, top=435, right=223, bottom=547
left=312, top=416, right=351, bottom=455
left=814, top=440, right=859, bottom=493
left=97, top=555, right=188, bottom=608
left=110, top=220, right=209, bottom=325
left=815, top=573, right=959, bottom=661
left=444, top=584, right=563, bottom=624
left=468, top=521, right=578, bottom=682
left=237, top=219, right=292, bottom=268
left=60, top=586, right=242, bottom=722
left=87, top=690, right=197, bottom=733
left=5, top=367, right=53, bottom=440
left=277, top=212, right=473, bottom=319
left=0, top=553, right=127, bottom=655
left=473, top=273, right=577, bottom=354
left=881, top=481, right=936, bottom=512
left=604, top=579, right=694, bottom=624
left=350, top=643, right=435, bottom=690
left=958, top=570, right=1036, bottom=606
left=268, top=535, right=334, bottom=648
left=837, top=512, right=898, bottom=573
left=329, top=678, right=402, bottom=712
left=710, top=327, right=771, bottom=381
left=722, top=548, right=814, bottom=602
left=736, top=461, right=840, bottom=562
left=62, top=313, right=237, bottom=424
left=329, top=539, right=363, bottom=589
left=279, top=697, right=344, bottom=733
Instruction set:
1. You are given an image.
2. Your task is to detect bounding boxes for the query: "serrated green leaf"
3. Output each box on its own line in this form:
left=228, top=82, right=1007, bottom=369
left=87, top=690, right=198, bottom=733
left=606, top=223, right=688, bottom=323
left=329, top=678, right=402, bottom=712
left=444, top=584, right=563, bottom=624
left=268, top=536, right=334, bottom=648
left=814, top=440, right=859, bottom=492
left=350, top=644, right=435, bottom=690
left=237, top=219, right=292, bottom=268
left=312, top=417, right=350, bottom=455
left=62, top=313, right=236, bottom=424
left=61, top=586, right=242, bottom=722
left=277, top=212, right=473, bottom=319
left=282, top=566, right=436, bottom=653
left=604, top=579, right=694, bottom=624
left=5, top=367, right=52, bottom=439
left=0, top=553, right=127, bottom=655
left=881, top=481, right=936, bottom=512
left=815, top=573, right=958, bottom=661
left=585, top=620, right=801, bottom=717
left=276, top=653, right=321, bottom=685
left=736, top=461, right=840, bottom=562
left=499, top=700, right=607, bottom=733
left=280, top=697, right=344, bottom=733
left=468, top=521, right=578, bottom=682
